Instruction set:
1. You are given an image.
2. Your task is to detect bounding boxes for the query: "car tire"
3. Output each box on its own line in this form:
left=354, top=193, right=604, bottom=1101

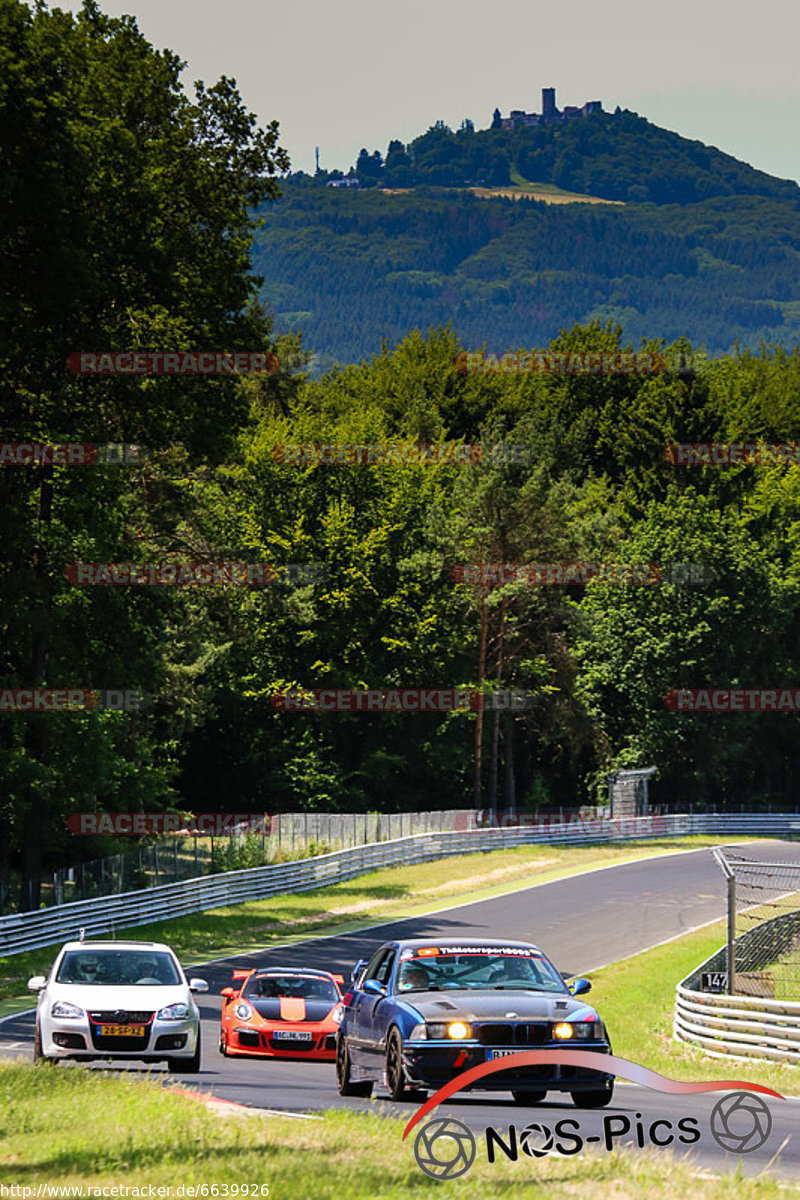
left=218, top=1031, right=228, bottom=1057
left=336, top=1035, right=373, bottom=1098
left=168, top=1030, right=201, bottom=1074
left=572, top=1086, right=614, bottom=1108
left=33, top=1022, right=53, bottom=1065
left=385, top=1028, right=413, bottom=1102
left=511, top=1089, right=546, bottom=1104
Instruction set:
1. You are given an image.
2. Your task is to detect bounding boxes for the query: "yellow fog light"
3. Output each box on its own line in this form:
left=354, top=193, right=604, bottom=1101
left=447, top=1022, right=471, bottom=1040
left=553, top=1022, right=574, bottom=1039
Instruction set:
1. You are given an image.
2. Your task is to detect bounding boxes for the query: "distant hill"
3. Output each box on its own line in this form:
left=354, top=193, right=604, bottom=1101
left=319, top=109, right=799, bottom=207
left=252, top=182, right=800, bottom=369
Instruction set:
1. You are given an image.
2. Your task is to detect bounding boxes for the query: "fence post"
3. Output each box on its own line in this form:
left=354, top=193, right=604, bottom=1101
left=727, top=873, right=736, bottom=995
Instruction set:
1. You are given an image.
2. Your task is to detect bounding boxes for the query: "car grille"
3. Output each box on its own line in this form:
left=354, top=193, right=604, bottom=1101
left=476, top=1023, right=549, bottom=1046
left=88, top=1010, right=154, bottom=1053
left=89, top=1011, right=154, bottom=1024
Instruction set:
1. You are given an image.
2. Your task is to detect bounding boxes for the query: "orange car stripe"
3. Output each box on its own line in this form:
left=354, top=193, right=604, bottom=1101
left=279, top=997, right=306, bottom=1021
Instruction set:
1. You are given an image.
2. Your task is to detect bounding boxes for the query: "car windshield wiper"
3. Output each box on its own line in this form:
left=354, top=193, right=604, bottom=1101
left=491, top=984, right=551, bottom=991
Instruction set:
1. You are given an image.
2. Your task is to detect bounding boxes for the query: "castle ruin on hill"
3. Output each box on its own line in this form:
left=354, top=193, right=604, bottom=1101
left=499, top=87, right=602, bottom=130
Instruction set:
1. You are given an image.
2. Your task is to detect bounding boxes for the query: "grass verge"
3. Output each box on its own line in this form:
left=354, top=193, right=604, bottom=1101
left=0, top=835, right=752, bottom=1012
left=0, top=1063, right=795, bottom=1198
left=590, top=920, right=798, bottom=1094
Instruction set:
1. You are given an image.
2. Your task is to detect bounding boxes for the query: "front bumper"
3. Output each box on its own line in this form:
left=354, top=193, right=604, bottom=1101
left=402, top=1040, right=614, bottom=1092
left=225, top=1025, right=337, bottom=1059
left=41, top=1013, right=199, bottom=1060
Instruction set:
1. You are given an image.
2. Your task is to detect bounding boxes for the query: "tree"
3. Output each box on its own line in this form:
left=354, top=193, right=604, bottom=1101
left=491, top=107, right=502, bottom=129
left=0, top=0, right=288, bottom=907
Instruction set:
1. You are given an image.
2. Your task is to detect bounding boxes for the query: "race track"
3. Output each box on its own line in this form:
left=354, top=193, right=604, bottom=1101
left=4, top=839, right=800, bottom=1178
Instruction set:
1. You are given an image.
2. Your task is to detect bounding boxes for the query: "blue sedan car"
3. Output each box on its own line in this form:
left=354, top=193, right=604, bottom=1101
left=336, top=937, right=614, bottom=1106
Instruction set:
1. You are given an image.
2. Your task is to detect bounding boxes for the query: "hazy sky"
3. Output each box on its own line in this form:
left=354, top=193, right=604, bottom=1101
left=60, top=0, right=799, bottom=183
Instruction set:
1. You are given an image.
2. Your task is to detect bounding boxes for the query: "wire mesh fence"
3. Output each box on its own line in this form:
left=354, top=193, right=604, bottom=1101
left=714, top=849, right=800, bottom=999
left=23, top=810, right=473, bottom=916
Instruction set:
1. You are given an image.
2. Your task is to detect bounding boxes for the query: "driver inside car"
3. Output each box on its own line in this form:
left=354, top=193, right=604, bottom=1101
left=397, top=963, right=431, bottom=991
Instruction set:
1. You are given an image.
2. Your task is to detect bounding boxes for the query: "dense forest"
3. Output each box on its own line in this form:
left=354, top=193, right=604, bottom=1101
left=253, top=183, right=800, bottom=369
left=1, top=0, right=799, bottom=909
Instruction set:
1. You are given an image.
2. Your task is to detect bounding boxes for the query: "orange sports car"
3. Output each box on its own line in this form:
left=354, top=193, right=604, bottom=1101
left=219, top=967, right=345, bottom=1059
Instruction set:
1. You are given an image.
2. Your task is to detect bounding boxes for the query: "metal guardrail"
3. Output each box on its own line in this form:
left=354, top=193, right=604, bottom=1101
left=675, top=905, right=800, bottom=1063
left=675, top=974, right=800, bottom=1064
left=2, top=810, right=798, bottom=960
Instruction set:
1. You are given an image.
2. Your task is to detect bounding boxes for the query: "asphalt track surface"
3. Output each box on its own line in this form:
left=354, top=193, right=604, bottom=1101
left=4, top=839, right=800, bottom=1179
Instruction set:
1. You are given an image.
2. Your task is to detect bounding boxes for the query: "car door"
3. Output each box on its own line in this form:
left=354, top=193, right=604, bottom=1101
left=350, top=947, right=395, bottom=1069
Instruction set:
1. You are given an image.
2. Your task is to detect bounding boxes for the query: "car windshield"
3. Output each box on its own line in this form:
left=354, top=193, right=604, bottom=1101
left=395, top=948, right=566, bottom=993
left=245, top=974, right=339, bottom=1002
left=56, top=949, right=181, bottom=986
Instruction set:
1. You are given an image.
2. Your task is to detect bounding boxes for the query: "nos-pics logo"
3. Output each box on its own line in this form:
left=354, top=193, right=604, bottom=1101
left=412, top=1094, right=773, bottom=1180
left=404, top=1052, right=780, bottom=1181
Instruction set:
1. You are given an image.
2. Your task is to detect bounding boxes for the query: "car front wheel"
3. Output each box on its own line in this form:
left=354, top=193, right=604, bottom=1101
left=511, top=1090, right=546, bottom=1104
left=169, top=1031, right=201, bottom=1074
left=571, top=1086, right=614, bottom=1108
left=385, top=1028, right=413, bottom=1101
left=336, top=1036, right=373, bottom=1098
left=33, top=1022, right=53, bottom=1065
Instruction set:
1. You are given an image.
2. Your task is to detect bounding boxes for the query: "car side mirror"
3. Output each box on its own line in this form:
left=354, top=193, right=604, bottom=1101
left=189, top=978, right=209, bottom=993
left=351, top=958, right=368, bottom=984
left=27, top=976, right=47, bottom=991
left=220, top=987, right=235, bottom=999
left=362, top=979, right=386, bottom=996
left=568, top=977, right=591, bottom=996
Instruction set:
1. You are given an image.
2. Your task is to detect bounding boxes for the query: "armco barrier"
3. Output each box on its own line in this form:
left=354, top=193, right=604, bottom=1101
left=675, top=906, right=800, bottom=1063
left=2, top=811, right=798, bottom=960
left=675, top=970, right=800, bottom=1064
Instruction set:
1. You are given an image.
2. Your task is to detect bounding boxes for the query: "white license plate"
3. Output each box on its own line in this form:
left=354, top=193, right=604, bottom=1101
left=274, top=1030, right=313, bottom=1041
left=489, top=1048, right=520, bottom=1059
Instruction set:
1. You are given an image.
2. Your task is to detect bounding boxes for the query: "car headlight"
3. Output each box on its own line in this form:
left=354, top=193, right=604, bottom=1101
left=51, top=1001, right=83, bottom=1019
left=158, top=1003, right=190, bottom=1021
left=331, top=1004, right=344, bottom=1026
left=425, top=1021, right=474, bottom=1040
left=553, top=1021, right=597, bottom=1040
left=234, top=1002, right=253, bottom=1020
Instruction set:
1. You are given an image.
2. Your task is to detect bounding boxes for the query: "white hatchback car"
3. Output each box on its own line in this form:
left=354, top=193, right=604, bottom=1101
left=28, top=939, right=208, bottom=1072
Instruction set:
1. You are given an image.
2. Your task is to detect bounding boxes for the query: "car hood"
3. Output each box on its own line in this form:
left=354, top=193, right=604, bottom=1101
left=246, top=998, right=335, bottom=1024
left=47, top=982, right=191, bottom=1012
left=403, top=990, right=596, bottom=1023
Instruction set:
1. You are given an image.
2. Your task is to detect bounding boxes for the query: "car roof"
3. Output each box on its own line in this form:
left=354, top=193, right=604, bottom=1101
left=390, top=937, right=545, bottom=952
left=60, top=941, right=173, bottom=953
left=249, top=967, right=335, bottom=978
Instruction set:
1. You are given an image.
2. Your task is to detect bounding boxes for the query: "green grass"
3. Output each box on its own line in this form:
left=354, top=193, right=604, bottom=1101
left=0, top=1063, right=795, bottom=1197
left=590, top=920, right=799, bottom=1094
left=0, top=835, right=751, bottom=1012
